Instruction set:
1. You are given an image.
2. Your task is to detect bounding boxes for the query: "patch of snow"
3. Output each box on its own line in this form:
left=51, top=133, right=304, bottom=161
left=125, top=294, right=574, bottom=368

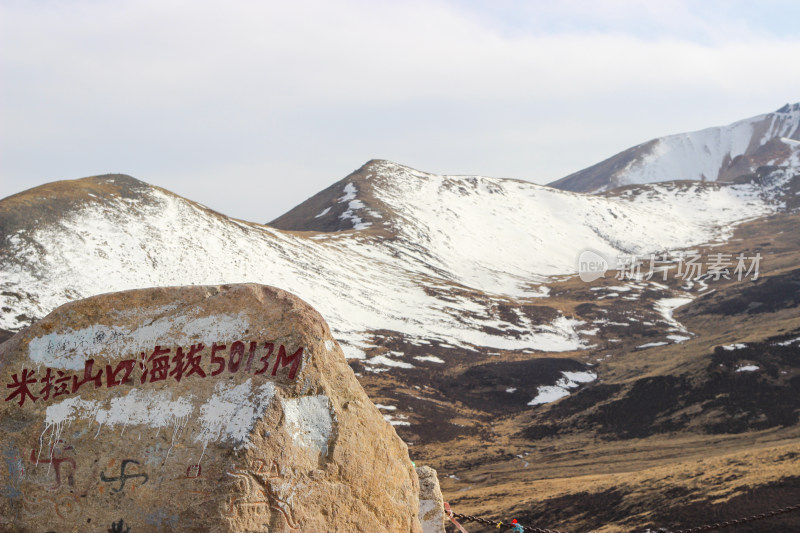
left=314, top=207, right=331, bottom=218
left=562, top=371, right=596, bottom=384
left=528, top=370, right=597, bottom=406
left=382, top=412, right=410, bottom=426
left=723, top=343, right=747, bottom=351
left=528, top=386, right=570, bottom=406
left=339, top=183, right=357, bottom=202
left=780, top=137, right=800, bottom=147
left=336, top=183, right=371, bottom=229
left=735, top=364, right=760, bottom=372
left=594, top=319, right=630, bottom=327
left=366, top=355, right=415, bottom=369
left=338, top=208, right=371, bottom=230
left=506, top=387, right=517, bottom=393
left=774, top=337, right=800, bottom=346
left=667, top=334, right=692, bottom=343
left=413, top=355, right=445, bottom=363
left=655, top=297, right=693, bottom=332
left=637, top=342, right=669, bottom=349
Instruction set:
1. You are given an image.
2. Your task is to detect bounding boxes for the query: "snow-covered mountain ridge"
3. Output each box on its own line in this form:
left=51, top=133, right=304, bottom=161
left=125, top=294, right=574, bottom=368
left=4, top=109, right=800, bottom=527
left=0, top=161, right=785, bottom=365
left=550, top=103, right=800, bottom=192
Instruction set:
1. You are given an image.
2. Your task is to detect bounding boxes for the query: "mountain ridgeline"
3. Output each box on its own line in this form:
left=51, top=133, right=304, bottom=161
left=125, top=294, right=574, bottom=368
left=2, top=103, right=800, bottom=532
left=550, top=102, right=800, bottom=193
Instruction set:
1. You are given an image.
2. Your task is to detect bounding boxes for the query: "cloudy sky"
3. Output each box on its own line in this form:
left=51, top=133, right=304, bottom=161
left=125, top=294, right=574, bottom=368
left=2, top=0, right=799, bottom=222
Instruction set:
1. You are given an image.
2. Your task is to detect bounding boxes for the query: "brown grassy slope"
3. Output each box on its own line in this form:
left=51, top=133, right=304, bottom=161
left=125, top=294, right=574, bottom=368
left=371, top=210, right=800, bottom=532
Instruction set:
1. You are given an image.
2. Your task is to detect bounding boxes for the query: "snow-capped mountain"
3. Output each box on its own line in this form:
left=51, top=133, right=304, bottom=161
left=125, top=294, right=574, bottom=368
left=0, top=160, right=784, bottom=364
left=4, top=110, right=800, bottom=533
left=550, top=103, right=800, bottom=192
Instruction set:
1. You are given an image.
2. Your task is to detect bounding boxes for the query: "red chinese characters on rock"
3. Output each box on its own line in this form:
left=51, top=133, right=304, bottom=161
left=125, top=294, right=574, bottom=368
left=4, top=341, right=304, bottom=407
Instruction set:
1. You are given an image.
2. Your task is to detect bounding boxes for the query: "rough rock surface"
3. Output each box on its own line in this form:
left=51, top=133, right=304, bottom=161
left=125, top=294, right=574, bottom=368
left=416, top=466, right=445, bottom=533
left=0, top=284, right=421, bottom=532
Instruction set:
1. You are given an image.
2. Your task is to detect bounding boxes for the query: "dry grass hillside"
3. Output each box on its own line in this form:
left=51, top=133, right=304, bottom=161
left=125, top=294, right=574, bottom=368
left=357, top=209, right=800, bottom=532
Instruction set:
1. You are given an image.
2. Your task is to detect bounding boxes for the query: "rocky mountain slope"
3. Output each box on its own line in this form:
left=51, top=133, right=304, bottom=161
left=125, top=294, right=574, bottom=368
left=550, top=102, right=800, bottom=193
left=1, top=162, right=782, bottom=371
left=3, top=105, right=800, bottom=531
left=434, top=207, right=800, bottom=532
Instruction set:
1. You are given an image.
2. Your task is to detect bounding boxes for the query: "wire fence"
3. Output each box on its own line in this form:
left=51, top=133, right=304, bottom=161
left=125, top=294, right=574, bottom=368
left=445, top=500, right=800, bottom=533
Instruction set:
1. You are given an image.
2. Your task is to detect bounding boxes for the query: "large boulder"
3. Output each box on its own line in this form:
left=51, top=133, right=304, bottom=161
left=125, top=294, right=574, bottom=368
left=0, top=284, right=421, bottom=532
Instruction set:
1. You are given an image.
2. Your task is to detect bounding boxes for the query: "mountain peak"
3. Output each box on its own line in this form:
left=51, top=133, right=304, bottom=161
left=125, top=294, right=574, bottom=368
left=269, top=160, right=393, bottom=233
left=776, top=102, right=800, bottom=114
left=357, top=158, right=432, bottom=177
left=0, top=174, right=156, bottom=243
left=550, top=103, right=800, bottom=193
left=2, top=173, right=147, bottom=203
